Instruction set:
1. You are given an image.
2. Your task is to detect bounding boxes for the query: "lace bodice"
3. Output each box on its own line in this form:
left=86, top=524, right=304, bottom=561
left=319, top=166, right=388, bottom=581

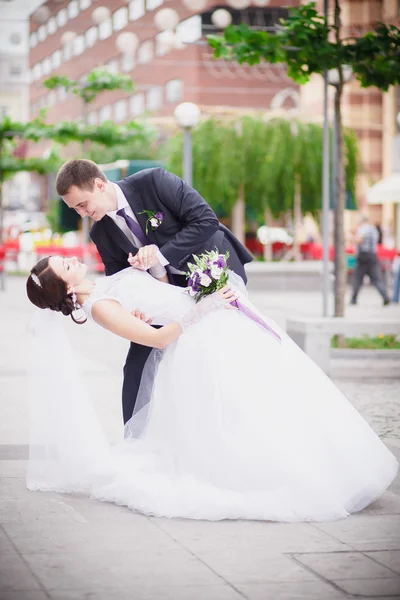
left=82, top=268, right=194, bottom=325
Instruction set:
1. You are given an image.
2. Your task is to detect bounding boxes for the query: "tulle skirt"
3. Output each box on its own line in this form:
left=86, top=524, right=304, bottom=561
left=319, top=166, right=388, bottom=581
left=88, top=309, right=398, bottom=522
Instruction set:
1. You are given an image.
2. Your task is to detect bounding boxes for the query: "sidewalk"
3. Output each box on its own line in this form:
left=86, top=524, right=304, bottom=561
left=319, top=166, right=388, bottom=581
left=1, top=276, right=399, bottom=600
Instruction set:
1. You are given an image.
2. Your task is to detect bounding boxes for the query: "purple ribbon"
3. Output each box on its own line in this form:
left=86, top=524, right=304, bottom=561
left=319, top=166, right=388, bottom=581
left=231, top=300, right=281, bottom=342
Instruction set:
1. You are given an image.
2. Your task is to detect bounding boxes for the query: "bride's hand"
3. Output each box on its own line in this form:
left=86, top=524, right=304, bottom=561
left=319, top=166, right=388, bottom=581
left=216, top=286, right=239, bottom=308
left=131, top=308, right=153, bottom=324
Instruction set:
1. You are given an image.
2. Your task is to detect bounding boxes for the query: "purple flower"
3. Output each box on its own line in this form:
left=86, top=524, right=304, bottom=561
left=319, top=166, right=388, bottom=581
left=154, top=211, right=164, bottom=221
left=214, top=255, right=226, bottom=269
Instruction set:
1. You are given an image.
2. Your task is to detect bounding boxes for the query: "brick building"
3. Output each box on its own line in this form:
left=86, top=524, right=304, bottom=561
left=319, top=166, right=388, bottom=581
left=29, top=0, right=300, bottom=129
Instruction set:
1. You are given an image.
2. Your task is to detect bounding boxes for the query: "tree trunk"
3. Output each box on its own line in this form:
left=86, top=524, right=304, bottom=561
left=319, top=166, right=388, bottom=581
left=263, top=207, right=272, bottom=261
left=293, top=176, right=302, bottom=261
left=231, top=185, right=246, bottom=245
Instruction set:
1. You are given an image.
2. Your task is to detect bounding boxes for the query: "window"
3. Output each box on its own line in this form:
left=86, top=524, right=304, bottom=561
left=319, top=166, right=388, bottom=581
left=99, top=19, right=112, bottom=40
left=42, top=57, right=51, bottom=75
left=129, top=0, right=145, bottom=21
left=80, top=0, right=91, bottom=9
left=9, top=64, right=22, bottom=76
left=113, top=6, right=128, bottom=31
left=99, top=105, right=112, bottom=122
left=87, top=110, right=97, bottom=125
left=57, top=9, right=67, bottom=27
left=32, top=63, right=42, bottom=80
left=58, top=86, right=67, bottom=102
left=73, top=35, right=85, bottom=55
left=38, top=25, right=46, bottom=42
left=30, top=32, right=38, bottom=48
left=146, top=0, right=164, bottom=10
left=146, top=86, right=162, bottom=110
left=105, top=59, right=119, bottom=74
left=47, top=17, right=57, bottom=35
left=52, top=49, right=62, bottom=69
left=114, top=99, right=127, bottom=122
left=63, top=43, right=73, bottom=61
left=85, top=26, right=98, bottom=47
left=176, top=15, right=201, bottom=44
left=121, top=52, right=135, bottom=73
left=137, top=40, right=153, bottom=64
left=130, top=93, right=144, bottom=116
left=165, top=79, right=183, bottom=103
left=68, top=1, right=79, bottom=19
left=155, top=30, right=175, bottom=56
left=0, top=106, right=8, bottom=118
left=48, top=91, right=56, bottom=106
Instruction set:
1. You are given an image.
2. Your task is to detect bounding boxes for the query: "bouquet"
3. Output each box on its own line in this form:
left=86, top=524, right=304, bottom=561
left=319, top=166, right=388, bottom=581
left=185, top=250, right=230, bottom=303
left=184, top=249, right=282, bottom=343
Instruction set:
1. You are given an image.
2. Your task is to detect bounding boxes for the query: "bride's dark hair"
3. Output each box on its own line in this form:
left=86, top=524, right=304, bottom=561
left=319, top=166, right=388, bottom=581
left=26, top=256, right=86, bottom=324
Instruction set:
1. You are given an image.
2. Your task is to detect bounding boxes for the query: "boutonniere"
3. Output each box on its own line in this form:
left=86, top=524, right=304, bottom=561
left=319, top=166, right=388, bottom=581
left=139, top=210, right=164, bottom=234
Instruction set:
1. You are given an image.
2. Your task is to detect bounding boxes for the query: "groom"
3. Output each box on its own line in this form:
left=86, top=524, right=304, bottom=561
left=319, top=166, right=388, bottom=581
left=56, top=159, right=253, bottom=423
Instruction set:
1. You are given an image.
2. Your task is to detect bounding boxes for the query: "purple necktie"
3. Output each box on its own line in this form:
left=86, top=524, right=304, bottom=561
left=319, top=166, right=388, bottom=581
left=117, top=208, right=148, bottom=247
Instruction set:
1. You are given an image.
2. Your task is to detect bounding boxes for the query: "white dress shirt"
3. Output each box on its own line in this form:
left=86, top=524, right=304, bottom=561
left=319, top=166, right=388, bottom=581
left=106, top=183, right=167, bottom=279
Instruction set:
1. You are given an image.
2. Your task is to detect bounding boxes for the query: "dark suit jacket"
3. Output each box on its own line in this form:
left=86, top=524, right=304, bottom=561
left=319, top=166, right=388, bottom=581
left=90, top=168, right=253, bottom=283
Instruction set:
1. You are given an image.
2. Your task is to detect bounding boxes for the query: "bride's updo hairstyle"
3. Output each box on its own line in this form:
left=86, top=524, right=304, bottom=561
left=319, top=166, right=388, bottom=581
left=26, top=256, right=86, bottom=324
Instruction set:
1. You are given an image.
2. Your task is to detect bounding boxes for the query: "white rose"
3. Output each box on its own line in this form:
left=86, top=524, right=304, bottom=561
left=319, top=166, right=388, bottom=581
left=200, top=273, right=212, bottom=287
left=150, top=217, right=159, bottom=227
left=211, top=265, right=222, bottom=279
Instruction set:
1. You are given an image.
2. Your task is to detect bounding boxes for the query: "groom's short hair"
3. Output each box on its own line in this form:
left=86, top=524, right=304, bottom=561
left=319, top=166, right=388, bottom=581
left=56, top=159, right=107, bottom=196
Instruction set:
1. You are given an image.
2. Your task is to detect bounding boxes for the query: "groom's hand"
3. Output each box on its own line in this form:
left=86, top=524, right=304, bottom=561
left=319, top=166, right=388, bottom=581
left=129, top=245, right=159, bottom=270
left=131, top=308, right=153, bottom=324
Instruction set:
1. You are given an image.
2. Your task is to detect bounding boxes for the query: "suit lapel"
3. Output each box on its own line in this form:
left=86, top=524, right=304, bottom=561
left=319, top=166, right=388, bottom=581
left=116, top=178, right=158, bottom=245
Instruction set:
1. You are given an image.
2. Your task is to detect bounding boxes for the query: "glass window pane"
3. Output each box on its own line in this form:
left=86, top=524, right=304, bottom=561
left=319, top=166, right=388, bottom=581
left=146, top=0, right=163, bottom=10
left=42, top=57, right=51, bottom=75
left=51, top=50, right=62, bottom=69
left=129, top=0, right=145, bottom=21
left=121, top=53, right=135, bottom=72
left=80, top=0, right=91, bottom=10
left=146, top=86, right=162, bottom=110
left=113, top=7, right=128, bottom=31
left=138, top=40, right=153, bottom=64
left=114, top=99, right=127, bottom=122
left=130, top=94, right=145, bottom=116
left=176, top=15, right=201, bottom=44
left=99, top=105, right=112, bottom=122
left=63, top=43, right=73, bottom=61
left=85, top=26, right=98, bottom=47
left=57, top=9, right=67, bottom=27
left=88, top=110, right=97, bottom=125
left=99, top=19, right=112, bottom=40
left=68, top=1, right=79, bottom=19
left=30, top=32, right=37, bottom=48
left=47, top=18, right=57, bottom=35
left=73, top=35, right=85, bottom=55
left=155, top=31, right=175, bottom=56
left=165, top=79, right=183, bottom=103
left=38, top=25, right=46, bottom=42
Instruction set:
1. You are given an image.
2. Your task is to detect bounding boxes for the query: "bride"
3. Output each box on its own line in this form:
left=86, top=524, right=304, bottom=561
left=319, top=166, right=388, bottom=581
left=26, top=254, right=398, bottom=522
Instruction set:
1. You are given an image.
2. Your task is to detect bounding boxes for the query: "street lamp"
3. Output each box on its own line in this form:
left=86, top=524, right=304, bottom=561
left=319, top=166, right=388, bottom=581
left=174, top=102, right=201, bottom=187
left=328, top=65, right=353, bottom=306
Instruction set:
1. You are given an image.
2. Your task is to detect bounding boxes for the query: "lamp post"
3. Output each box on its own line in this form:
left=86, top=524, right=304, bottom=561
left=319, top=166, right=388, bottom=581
left=173, top=102, right=201, bottom=187
left=328, top=65, right=353, bottom=304
left=321, top=0, right=330, bottom=317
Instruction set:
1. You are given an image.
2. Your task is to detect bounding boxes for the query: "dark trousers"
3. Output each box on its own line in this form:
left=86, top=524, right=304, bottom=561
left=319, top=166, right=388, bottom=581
left=351, top=252, right=389, bottom=302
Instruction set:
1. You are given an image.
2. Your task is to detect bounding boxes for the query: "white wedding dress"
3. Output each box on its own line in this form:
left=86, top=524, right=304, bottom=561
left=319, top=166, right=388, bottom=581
left=27, top=267, right=398, bottom=522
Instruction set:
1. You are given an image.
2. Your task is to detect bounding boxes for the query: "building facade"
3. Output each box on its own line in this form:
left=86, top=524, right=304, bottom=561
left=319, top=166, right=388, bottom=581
left=28, top=0, right=300, bottom=128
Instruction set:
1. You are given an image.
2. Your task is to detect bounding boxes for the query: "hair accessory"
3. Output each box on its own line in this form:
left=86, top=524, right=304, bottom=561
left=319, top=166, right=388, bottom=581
left=31, top=273, right=42, bottom=288
left=71, top=292, right=77, bottom=311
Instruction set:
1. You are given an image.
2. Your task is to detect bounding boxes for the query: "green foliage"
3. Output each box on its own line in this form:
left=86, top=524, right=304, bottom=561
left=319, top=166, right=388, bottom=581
left=164, top=117, right=359, bottom=218
left=330, top=334, right=400, bottom=349
left=208, top=2, right=400, bottom=90
left=87, top=125, right=160, bottom=164
left=44, top=69, right=133, bottom=104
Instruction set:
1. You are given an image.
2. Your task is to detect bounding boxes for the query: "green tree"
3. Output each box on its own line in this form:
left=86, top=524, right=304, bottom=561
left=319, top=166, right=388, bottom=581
left=208, top=1, right=400, bottom=316
left=164, top=116, right=358, bottom=244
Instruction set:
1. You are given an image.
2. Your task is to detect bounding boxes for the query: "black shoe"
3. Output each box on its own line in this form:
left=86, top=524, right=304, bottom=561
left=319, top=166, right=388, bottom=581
left=383, top=299, right=390, bottom=306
